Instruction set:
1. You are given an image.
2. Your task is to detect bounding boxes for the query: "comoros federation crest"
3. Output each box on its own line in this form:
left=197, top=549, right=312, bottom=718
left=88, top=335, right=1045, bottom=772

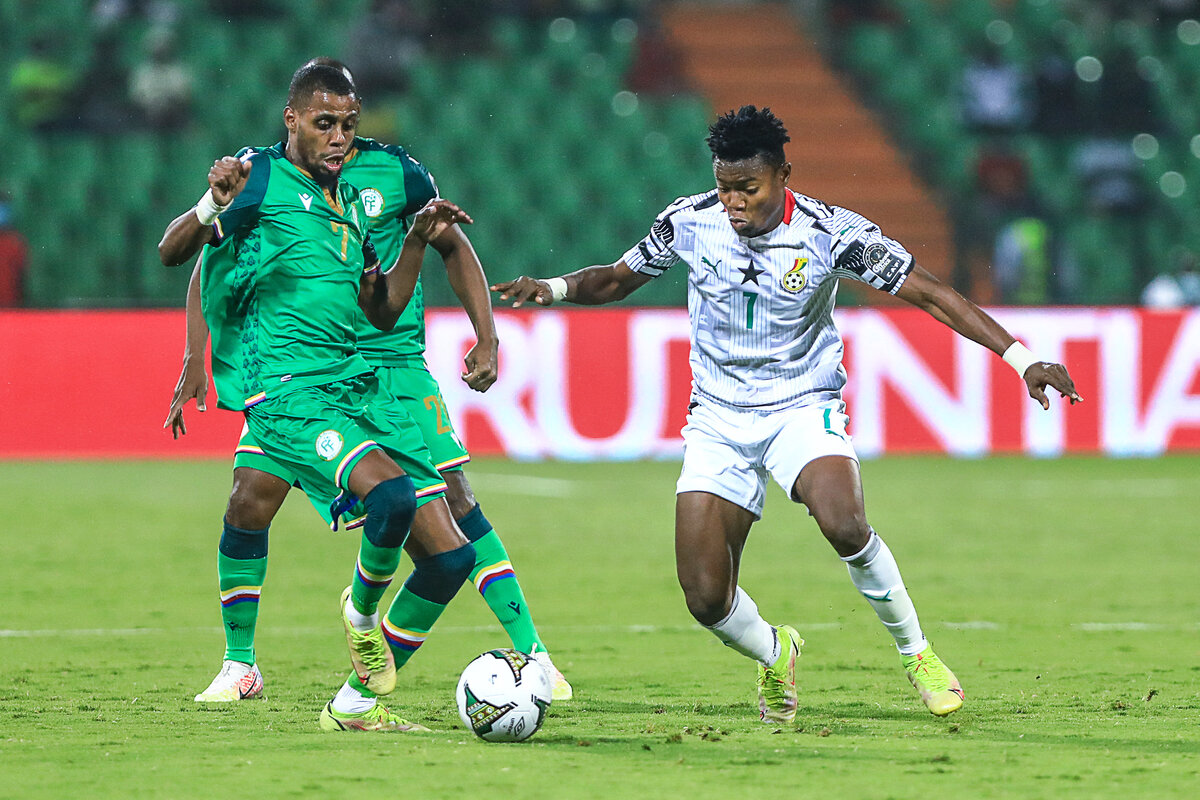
left=315, top=430, right=344, bottom=461
left=361, top=188, right=385, bottom=218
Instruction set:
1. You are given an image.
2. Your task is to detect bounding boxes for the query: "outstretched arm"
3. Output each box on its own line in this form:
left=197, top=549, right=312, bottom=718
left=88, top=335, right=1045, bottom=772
left=158, top=156, right=251, bottom=266
left=896, top=264, right=1082, bottom=409
left=163, top=256, right=211, bottom=438
left=490, top=260, right=652, bottom=307
left=432, top=225, right=498, bottom=392
left=359, top=199, right=472, bottom=332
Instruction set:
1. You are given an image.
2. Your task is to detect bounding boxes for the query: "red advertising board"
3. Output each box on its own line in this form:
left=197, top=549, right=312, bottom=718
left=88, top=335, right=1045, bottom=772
left=1, top=308, right=1197, bottom=459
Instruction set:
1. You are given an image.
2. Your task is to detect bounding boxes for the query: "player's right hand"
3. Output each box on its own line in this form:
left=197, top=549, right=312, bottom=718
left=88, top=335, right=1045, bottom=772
left=164, top=358, right=209, bottom=439
left=208, top=156, right=252, bottom=206
left=490, top=276, right=554, bottom=308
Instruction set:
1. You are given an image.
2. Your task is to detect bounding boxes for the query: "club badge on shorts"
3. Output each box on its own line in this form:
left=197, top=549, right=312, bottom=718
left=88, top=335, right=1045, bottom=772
left=316, top=430, right=344, bottom=461
left=782, top=257, right=808, bottom=293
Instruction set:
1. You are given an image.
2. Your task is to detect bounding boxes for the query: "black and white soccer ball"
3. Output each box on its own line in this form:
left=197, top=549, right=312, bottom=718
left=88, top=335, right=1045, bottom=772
left=455, top=649, right=552, bottom=742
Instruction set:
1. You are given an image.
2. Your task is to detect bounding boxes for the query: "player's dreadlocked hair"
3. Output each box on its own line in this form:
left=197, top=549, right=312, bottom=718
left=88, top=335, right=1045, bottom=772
left=286, top=62, right=356, bottom=107
left=706, top=105, right=790, bottom=167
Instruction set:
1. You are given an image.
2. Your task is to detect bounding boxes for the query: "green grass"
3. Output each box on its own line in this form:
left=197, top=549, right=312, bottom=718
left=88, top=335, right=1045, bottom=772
left=1, top=456, right=1198, bottom=798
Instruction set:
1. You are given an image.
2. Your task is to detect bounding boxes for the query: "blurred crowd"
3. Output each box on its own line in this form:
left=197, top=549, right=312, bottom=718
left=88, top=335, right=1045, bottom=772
left=12, top=1, right=194, bottom=135
left=5, top=0, right=1200, bottom=309
left=8, top=0, right=646, bottom=137
left=827, top=0, right=1200, bottom=308
left=0, top=193, right=27, bottom=308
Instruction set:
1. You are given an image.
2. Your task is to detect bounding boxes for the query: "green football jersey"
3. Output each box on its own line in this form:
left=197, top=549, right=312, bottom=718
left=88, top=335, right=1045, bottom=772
left=197, top=240, right=248, bottom=412
left=204, top=143, right=374, bottom=409
left=341, top=137, right=438, bottom=366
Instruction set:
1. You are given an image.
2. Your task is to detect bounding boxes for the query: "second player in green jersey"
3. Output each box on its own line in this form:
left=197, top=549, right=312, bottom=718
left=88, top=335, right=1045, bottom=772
left=164, top=61, right=572, bottom=717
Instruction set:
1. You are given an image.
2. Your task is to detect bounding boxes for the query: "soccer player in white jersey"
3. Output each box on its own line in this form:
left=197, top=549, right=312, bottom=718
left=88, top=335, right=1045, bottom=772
left=493, top=106, right=1081, bottom=722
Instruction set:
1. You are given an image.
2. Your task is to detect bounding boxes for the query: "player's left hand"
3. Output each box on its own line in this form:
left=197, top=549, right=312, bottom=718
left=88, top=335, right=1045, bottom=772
left=164, top=357, right=209, bottom=439
left=461, top=338, right=499, bottom=392
left=409, top=199, right=472, bottom=245
left=1024, top=362, right=1083, bottom=410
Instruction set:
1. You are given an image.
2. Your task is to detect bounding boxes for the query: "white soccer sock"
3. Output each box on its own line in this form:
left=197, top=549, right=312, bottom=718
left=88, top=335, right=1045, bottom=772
left=344, top=597, right=378, bottom=632
left=331, top=680, right=377, bottom=714
left=705, top=586, right=781, bottom=666
left=842, top=531, right=927, bottom=656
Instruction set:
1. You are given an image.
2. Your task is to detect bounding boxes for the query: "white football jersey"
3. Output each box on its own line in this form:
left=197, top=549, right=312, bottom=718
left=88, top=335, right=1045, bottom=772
left=622, top=189, right=914, bottom=409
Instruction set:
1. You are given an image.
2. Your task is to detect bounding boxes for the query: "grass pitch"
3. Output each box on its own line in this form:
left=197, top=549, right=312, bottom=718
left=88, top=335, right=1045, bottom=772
left=1, top=456, right=1198, bottom=799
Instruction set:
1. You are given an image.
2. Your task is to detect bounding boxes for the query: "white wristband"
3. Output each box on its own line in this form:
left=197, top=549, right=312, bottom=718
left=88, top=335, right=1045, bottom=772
left=546, top=277, right=568, bottom=303
left=195, top=188, right=232, bottom=226
left=1002, top=341, right=1039, bottom=378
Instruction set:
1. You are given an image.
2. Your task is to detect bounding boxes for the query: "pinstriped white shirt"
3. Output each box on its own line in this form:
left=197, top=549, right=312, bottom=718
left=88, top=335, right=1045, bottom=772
left=623, top=188, right=914, bottom=410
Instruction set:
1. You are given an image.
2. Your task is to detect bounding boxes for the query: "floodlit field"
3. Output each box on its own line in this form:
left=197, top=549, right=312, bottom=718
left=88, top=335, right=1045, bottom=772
left=1, top=456, right=1197, bottom=798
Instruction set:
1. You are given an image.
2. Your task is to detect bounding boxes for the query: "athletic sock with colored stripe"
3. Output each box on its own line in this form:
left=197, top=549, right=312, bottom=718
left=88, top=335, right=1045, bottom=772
left=459, top=504, right=546, bottom=654
left=217, top=520, right=268, bottom=664
left=381, top=543, right=475, bottom=668
left=350, top=476, right=415, bottom=616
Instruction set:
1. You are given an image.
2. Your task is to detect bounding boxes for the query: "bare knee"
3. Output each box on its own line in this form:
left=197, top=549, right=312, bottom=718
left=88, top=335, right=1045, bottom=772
left=225, top=468, right=290, bottom=530
left=679, top=573, right=734, bottom=627
left=810, top=504, right=871, bottom=558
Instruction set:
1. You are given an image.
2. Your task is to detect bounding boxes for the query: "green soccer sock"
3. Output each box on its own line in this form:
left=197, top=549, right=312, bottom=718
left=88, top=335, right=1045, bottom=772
left=381, top=543, right=475, bottom=668
left=350, top=477, right=415, bottom=616
left=351, top=538, right=401, bottom=617
left=459, top=505, right=546, bottom=654
left=381, top=588, right=446, bottom=670
left=217, top=521, right=268, bottom=664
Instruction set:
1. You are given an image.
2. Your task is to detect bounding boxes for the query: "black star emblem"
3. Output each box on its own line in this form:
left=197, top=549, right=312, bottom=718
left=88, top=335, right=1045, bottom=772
left=738, top=262, right=765, bottom=285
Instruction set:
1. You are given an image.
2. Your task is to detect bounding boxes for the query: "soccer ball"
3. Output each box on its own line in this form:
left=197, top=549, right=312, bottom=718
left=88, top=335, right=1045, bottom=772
left=456, top=649, right=552, bottom=742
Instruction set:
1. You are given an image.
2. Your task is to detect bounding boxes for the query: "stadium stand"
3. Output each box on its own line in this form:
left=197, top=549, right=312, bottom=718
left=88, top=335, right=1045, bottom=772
left=4, top=1, right=1196, bottom=308
left=824, top=0, right=1200, bottom=304
left=0, top=1, right=708, bottom=308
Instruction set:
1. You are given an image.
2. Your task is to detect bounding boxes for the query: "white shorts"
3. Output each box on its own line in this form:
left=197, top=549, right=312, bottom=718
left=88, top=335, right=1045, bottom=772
left=676, top=397, right=858, bottom=518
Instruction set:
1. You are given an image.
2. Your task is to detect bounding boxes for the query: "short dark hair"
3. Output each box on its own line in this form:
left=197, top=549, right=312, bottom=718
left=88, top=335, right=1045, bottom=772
left=302, top=57, right=357, bottom=90
left=287, top=62, right=356, bottom=108
left=706, top=105, right=790, bottom=167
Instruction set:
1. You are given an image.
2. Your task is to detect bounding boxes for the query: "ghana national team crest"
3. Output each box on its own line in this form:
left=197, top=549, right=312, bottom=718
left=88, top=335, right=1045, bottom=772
left=782, top=258, right=808, bottom=293
left=360, top=188, right=385, bottom=218
left=315, top=430, right=344, bottom=461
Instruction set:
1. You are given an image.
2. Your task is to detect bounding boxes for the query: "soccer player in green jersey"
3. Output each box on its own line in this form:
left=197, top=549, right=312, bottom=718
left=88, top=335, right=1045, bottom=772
left=160, top=63, right=487, bottom=731
left=161, top=61, right=569, bottom=728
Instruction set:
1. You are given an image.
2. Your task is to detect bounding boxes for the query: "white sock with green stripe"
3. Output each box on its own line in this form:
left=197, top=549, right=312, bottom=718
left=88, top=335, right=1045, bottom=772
left=842, top=530, right=927, bottom=656
left=706, top=586, right=781, bottom=666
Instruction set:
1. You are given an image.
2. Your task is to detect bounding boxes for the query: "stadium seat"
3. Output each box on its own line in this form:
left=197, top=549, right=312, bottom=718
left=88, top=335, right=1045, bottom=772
left=843, top=23, right=903, bottom=76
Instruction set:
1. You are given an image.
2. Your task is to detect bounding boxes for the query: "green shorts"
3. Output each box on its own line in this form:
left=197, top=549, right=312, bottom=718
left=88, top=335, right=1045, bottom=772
left=232, top=424, right=365, bottom=530
left=242, top=373, right=446, bottom=530
left=375, top=361, right=470, bottom=472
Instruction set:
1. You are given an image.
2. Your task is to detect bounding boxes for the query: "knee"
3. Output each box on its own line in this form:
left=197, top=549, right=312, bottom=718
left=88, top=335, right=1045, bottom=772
left=225, top=489, right=277, bottom=531
left=226, top=469, right=288, bottom=530
left=405, top=542, right=476, bottom=603
left=363, top=475, right=417, bottom=547
left=679, top=575, right=733, bottom=627
left=811, top=505, right=871, bottom=557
